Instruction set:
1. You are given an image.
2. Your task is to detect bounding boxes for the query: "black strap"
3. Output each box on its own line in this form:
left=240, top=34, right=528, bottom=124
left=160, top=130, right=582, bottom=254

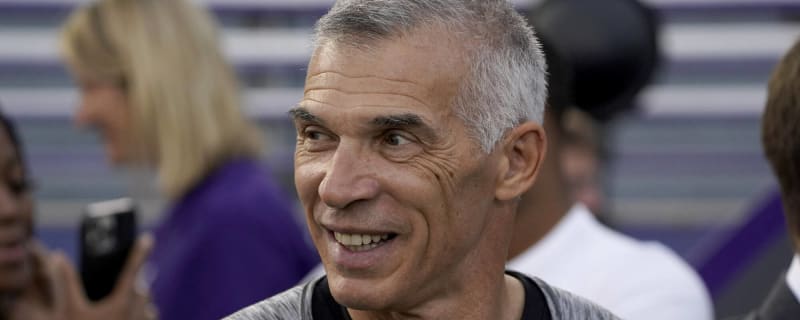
left=507, top=270, right=553, bottom=320
left=311, top=272, right=551, bottom=320
left=311, top=277, right=351, bottom=320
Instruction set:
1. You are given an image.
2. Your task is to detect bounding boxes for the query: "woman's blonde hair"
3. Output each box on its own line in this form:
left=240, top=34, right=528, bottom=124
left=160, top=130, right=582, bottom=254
left=61, top=0, right=262, bottom=199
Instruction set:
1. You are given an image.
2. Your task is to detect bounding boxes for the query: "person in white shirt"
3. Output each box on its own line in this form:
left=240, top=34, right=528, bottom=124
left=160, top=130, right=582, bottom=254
left=739, top=36, right=800, bottom=320
left=506, top=38, right=713, bottom=320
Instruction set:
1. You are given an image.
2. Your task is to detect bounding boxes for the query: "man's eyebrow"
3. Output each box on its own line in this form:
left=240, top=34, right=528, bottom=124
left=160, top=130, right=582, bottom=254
left=371, top=113, right=437, bottom=139
left=371, top=113, right=425, bottom=128
left=288, top=107, right=323, bottom=124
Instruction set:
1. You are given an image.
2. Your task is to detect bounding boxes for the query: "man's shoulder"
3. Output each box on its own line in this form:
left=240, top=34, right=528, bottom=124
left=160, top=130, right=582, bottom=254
left=529, top=275, right=621, bottom=320
left=735, top=275, right=800, bottom=320
left=224, top=281, right=313, bottom=320
left=580, top=212, right=710, bottom=300
left=597, top=227, right=712, bottom=313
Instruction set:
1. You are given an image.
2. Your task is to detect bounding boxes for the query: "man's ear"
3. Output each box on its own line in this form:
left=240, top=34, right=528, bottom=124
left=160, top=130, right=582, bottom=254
left=495, top=121, right=547, bottom=201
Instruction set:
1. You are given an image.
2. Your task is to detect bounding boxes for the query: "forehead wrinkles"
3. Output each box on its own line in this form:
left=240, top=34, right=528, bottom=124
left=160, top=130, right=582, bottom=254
left=305, top=71, right=433, bottom=109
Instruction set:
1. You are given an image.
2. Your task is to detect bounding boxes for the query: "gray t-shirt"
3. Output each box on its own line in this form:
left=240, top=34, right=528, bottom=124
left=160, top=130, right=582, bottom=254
left=225, top=272, right=620, bottom=320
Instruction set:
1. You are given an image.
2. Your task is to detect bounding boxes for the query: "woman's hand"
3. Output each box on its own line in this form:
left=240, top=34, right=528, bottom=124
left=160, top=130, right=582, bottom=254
left=48, top=235, right=156, bottom=320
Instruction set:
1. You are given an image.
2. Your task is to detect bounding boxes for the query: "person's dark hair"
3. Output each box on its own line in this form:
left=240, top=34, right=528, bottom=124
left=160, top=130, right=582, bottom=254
left=0, top=105, right=25, bottom=171
left=762, top=38, right=800, bottom=241
left=537, top=35, right=574, bottom=129
left=530, top=0, right=659, bottom=122
left=0, top=104, right=27, bottom=320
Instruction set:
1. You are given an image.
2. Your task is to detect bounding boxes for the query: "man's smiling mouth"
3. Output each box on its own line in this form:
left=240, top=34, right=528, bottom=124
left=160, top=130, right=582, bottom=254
left=334, top=232, right=397, bottom=252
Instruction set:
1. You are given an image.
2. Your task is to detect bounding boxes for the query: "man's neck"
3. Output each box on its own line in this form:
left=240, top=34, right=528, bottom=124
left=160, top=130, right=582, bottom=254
left=508, top=112, right=573, bottom=260
left=347, top=273, right=526, bottom=320
left=508, top=170, right=572, bottom=260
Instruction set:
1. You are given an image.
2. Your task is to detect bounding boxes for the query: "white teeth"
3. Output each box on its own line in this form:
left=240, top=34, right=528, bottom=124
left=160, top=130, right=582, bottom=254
left=341, top=233, right=351, bottom=245
left=333, top=232, right=392, bottom=250
left=350, top=242, right=379, bottom=252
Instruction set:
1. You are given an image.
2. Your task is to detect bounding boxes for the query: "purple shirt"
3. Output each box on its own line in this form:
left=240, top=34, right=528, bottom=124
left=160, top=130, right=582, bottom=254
left=149, top=158, right=319, bottom=320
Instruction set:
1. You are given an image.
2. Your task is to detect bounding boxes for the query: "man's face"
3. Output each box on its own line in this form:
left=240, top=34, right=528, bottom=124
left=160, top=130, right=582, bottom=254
left=293, top=33, right=504, bottom=310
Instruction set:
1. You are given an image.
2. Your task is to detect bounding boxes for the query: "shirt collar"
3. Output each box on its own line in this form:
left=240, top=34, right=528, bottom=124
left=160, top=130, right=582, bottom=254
left=507, top=203, right=594, bottom=269
left=785, top=254, right=800, bottom=302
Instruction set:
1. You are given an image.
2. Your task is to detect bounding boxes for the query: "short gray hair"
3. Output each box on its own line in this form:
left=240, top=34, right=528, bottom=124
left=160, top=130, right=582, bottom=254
left=314, top=0, right=547, bottom=152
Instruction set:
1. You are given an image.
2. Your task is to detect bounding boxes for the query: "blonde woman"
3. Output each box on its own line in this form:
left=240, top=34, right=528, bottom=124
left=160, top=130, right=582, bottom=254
left=60, top=0, right=318, bottom=319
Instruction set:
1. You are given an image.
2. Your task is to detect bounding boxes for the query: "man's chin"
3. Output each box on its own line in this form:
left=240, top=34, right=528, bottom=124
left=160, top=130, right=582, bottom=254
left=328, top=276, right=397, bottom=311
left=333, top=291, right=390, bottom=311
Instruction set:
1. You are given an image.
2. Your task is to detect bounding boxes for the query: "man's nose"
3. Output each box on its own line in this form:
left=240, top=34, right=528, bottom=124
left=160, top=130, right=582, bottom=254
left=318, top=144, right=380, bottom=209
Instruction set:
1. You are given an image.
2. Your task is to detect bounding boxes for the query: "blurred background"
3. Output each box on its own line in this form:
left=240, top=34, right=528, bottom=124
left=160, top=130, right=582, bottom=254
left=0, top=0, right=798, bottom=317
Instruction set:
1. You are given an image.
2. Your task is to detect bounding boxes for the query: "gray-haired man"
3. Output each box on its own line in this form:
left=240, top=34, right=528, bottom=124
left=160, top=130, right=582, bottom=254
left=227, top=1, right=619, bottom=319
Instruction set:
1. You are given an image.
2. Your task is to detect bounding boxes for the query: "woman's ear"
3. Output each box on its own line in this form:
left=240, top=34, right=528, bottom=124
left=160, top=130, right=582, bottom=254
left=495, top=121, right=547, bottom=201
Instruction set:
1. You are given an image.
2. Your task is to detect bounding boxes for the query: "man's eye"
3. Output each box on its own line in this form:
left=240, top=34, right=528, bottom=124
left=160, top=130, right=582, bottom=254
left=385, top=133, right=412, bottom=146
left=302, top=127, right=334, bottom=143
